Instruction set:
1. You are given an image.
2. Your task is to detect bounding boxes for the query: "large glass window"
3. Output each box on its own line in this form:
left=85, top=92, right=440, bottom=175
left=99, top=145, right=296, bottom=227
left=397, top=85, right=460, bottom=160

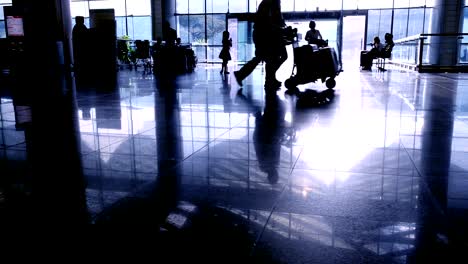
left=409, top=0, right=426, bottom=7
left=173, top=0, right=436, bottom=62
left=176, top=0, right=189, bottom=14
left=189, top=0, right=205, bottom=14
left=207, top=15, right=226, bottom=45
left=177, top=15, right=190, bottom=43
left=126, top=0, right=151, bottom=16
left=394, top=0, right=411, bottom=8
left=71, top=1, right=89, bottom=18
left=229, top=0, right=248, bottom=13
left=424, top=8, right=432, bottom=34
left=425, top=0, right=436, bottom=7
left=207, top=0, right=228, bottom=13
left=353, top=0, right=393, bottom=9
left=367, top=10, right=380, bottom=45
left=70, top=0, right=151, bottom=39
left=115, top=16, right=127, bottom=37
left=189, top=15, right=206, bottom=43
left=366, top=10, right=392, bottom=45
left=0, top=21, right=5, bottom=38
left=294, top=0, right=307, bottom=12
left=318, top=0, right=343, bottom=11
left=281, top=0, right=294, bottom=12
left=393, top=9, right=410, bottom=40
left=464, top=8, right=468, bottom=33
left=303, top=1, right=320, bottom=11
left=461, top=7, right=468, bottom=62
left=89, top=0, right=126, bottom=16
left=127, top=16, right=152, bottom=40
left=249, top=0, right=260, bottom=13
left=407, top=8, right=425, bottom=36
left=343, top=0, right=359, bottom=10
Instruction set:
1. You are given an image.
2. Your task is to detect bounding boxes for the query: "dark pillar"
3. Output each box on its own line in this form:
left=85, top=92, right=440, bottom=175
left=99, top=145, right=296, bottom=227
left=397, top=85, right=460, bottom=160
left=13, top=0, right=73, bottom=69
left=152, top=0, right=176, bottom=40
left=151, top=0, right=163, bottom=40
left=429, top=0, right=464, bottom=66
left=10, top=0, right=89, bottom=223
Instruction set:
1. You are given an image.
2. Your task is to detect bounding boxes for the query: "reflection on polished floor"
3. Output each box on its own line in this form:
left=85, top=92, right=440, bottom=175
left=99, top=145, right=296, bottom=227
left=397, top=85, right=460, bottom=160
left=1, top=64, right=468, bottom=263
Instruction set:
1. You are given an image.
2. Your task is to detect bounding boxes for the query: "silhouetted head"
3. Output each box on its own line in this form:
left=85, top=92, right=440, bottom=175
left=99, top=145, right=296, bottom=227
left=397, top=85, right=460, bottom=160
left=222, top=31, right=230, bottom=40
left=374, top=36, right=381, bottom=44
left=309, top=21, right=316, bottom=30
left=176, top=37, right=181, bottom=45
left=76, top=16, right=85, bottom=25
left=156, top=37, right=162, bottom=44
left=384, top=33, right=393, bottom=43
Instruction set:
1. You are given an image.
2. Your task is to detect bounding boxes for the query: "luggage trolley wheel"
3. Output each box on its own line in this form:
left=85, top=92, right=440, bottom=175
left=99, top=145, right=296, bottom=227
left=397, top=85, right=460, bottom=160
left=285, top=78, right=297, bottom=90
left=325, top=78, right=336, bottom=89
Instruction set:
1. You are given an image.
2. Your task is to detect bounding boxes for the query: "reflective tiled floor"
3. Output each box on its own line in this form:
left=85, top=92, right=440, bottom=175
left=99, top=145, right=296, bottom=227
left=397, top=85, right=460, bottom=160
left=1, top=62, right=468, bottom=262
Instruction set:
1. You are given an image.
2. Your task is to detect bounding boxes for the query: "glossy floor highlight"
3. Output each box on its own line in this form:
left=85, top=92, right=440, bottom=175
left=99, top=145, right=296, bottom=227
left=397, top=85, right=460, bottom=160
left=1, top=64, right=468, bottom=262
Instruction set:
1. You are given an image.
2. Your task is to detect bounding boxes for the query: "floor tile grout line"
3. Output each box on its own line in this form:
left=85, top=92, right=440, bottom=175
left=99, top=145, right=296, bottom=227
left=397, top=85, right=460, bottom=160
left=399, top=140, right=448, bottom=220
left=249, top=145, right=304, bottom=257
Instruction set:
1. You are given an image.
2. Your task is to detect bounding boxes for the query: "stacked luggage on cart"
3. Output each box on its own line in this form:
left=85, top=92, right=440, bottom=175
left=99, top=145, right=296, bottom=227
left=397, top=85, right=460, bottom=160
left=285, top=44, right=341, bottom=91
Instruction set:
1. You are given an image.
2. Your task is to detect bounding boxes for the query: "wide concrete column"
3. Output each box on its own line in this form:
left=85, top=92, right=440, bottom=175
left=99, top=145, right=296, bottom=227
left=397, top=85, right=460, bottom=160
left=10, top=0, right=89, bottom=223
left=152, top=0, right=176, bottom=40
left=12, top=0, right=73, bottom=69
left=429, top=0, right=464, bottom=66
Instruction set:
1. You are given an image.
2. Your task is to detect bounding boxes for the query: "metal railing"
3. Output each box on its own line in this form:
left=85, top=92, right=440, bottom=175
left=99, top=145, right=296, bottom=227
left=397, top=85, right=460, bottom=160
left=391, top=33, right=468, bottom=72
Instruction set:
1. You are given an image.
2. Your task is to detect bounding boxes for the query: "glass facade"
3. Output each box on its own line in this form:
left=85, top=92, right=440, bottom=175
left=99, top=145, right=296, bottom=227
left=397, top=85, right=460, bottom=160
left=0, top=0, right=452, bottom=63
left=70, top=0, right=152, bottom=40
left=461, top=6, right=468, bottom=63
left=174, top=0, right=437, bottom=63
left=366, top=7, right=432, bottom=46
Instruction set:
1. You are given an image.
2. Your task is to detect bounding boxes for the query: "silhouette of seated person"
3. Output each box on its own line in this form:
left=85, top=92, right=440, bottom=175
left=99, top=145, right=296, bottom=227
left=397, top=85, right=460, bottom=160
left=381, top=33, right=394, bottom=58
left=253, top=94, right=286, bottom=184
left=305, top=21, right=327, bottom=48
left=72, top=16, right=89, bottom=76
left=360, top=36, right=384, bottom=71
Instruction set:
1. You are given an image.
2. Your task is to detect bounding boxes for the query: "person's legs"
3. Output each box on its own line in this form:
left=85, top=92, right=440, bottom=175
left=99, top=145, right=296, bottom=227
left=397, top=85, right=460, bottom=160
left=234, top=56, right=262, bottom=86
left=224, top=60, right=230, bottom=74
left=264, top=55, right=282, bottom=91
left=221, top=60, right=227, bottom=74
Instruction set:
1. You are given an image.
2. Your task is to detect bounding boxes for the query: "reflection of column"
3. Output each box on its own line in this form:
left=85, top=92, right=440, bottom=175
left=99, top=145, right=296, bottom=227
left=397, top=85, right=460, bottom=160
left=153, top=77, right=183, bottom=213
left=409, top=81, right=456, bottom=263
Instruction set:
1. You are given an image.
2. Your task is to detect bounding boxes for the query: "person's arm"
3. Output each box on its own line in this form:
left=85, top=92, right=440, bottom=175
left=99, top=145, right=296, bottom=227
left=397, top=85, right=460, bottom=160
left=305, top=31, right=311, bottom=41
left=317, top=30, right=323, bottom=40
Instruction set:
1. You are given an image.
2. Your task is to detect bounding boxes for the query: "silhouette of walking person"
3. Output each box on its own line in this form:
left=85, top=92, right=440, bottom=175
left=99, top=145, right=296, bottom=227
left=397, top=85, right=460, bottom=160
left=234, top=0, right=286, bottom=92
